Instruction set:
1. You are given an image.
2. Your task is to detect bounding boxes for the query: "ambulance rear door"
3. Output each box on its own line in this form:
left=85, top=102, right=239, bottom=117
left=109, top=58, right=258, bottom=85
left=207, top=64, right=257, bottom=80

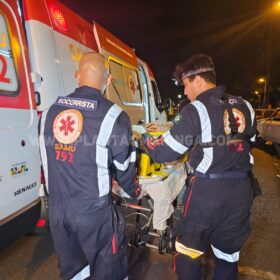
left=93, top=22, right=145, bottom=125
left=138, top=59, right=165, bottom=123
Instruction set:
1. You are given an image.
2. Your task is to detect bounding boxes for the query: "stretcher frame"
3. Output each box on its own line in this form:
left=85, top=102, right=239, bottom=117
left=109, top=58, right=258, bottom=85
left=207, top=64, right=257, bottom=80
left=113, top=193, right=182, bottom=255
left=113, top=162, right=187, bottom=254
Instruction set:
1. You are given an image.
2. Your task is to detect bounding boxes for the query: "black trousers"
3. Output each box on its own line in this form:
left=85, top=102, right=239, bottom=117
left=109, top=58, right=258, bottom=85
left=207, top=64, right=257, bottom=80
left=174, top=176, right=253, bottom=280
left=49, top=204, right=128, bottom=280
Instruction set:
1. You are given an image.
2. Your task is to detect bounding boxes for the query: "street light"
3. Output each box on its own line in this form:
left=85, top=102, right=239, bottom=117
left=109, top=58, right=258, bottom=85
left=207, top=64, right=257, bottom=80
left=254, top=90, right=261, bottom=109
left=258, top=77, right=267, bottom=108
left=177, top=94, right=182, bottom=99
left=269, top=1, right=280, bottom=13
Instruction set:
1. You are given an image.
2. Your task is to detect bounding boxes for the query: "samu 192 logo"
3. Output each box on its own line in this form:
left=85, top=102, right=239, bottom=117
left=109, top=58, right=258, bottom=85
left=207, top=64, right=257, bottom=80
left=10, top=162, right=29, bottom=177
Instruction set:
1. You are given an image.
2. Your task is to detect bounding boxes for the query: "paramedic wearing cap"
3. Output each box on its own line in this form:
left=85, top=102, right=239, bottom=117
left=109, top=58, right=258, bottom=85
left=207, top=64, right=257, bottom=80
left=141, top=54, right=256, bottom=279
left=39, top=52, right=140, bottom=280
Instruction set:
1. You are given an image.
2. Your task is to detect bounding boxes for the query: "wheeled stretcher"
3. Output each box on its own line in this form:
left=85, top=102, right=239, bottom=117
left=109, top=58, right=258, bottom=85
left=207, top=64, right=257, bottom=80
left=113, top=162, right=187, bottom=254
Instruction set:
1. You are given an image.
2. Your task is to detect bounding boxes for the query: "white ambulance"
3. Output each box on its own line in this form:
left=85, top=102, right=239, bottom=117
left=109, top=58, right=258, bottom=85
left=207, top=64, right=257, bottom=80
left=0, top=0, right=164, bottom=249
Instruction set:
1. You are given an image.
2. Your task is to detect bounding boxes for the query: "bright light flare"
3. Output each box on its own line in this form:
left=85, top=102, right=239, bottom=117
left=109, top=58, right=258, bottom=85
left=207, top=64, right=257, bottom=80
left=258, top=78, right=266, bottom=83
left=271, top=1, right=280, bottom=13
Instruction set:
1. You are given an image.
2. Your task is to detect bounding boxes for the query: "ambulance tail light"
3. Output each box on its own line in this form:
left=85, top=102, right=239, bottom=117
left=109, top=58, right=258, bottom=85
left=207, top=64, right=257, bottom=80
left=36, top=218, right=46, bottom=228
left=35, top=218, right=48, bottom=233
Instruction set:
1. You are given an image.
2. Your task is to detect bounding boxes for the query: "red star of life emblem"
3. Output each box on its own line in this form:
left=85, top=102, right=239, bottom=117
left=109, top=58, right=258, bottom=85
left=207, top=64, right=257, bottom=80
left=227, top=116, right=241, bottom=127
left=53, top=109, right=83, bottom=144
left=129, top=78, right=136, bottom=95
left=59, top=116, right=75, bottom=136
left=224, top=108, right=245, bottom=135
left=128, top=75, right=136, bottom=95
left=235, top=116, right=241, bottom=127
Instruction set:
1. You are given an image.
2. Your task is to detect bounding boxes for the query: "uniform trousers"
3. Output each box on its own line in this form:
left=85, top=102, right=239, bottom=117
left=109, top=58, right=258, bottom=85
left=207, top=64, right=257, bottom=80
left=49, top=204, right=128, bottom=280
left=174, top=176, right=253, bottom=280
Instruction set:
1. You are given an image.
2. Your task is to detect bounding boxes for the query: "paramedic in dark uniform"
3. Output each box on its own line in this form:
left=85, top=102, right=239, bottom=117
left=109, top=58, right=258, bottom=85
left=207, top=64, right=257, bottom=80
left=141, top=54, right=256, bottom=280
left=39, top=52, right=140, bottom=280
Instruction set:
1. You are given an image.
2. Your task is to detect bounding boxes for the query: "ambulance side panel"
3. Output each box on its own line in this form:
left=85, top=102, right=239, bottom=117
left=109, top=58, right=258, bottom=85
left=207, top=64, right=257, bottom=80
left=23, top=0, right=98, bottom=111
left=0, top=0, right=40, bottom=250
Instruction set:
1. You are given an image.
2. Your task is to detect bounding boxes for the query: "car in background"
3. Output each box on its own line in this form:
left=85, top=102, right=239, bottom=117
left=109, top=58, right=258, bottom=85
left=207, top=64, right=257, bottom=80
left=257, top=108, right=280, bottom=154
left=255, top=109, right=276, bottom=120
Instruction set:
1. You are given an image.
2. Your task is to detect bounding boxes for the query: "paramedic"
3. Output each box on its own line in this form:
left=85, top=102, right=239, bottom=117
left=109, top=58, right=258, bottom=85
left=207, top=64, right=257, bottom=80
left=40, top=52, right=140, bottom=280
left=141, top=54, right=256, bottom=279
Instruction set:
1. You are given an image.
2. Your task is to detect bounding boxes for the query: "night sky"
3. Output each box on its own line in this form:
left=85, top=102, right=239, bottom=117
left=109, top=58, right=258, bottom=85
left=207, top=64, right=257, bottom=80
left=60, top=0, right=280, bottom=105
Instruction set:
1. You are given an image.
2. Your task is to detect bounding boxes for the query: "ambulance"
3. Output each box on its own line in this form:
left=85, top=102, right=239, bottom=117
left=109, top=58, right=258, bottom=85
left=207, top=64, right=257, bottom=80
left=0, top=0, right=164, bottom=250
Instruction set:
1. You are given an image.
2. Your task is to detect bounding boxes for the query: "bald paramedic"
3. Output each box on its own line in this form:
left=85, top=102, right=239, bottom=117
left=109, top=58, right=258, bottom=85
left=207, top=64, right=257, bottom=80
left=40, top=52, right=140, bottom=280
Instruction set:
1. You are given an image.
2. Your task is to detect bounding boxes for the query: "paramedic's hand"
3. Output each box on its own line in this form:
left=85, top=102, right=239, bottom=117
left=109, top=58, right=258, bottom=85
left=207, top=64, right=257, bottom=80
left=145, top=122, right=160, bottom=132
left=132, top=131, right=142, bottom=141
left=137, top=188, right=147, bottom=200
left=112, top=179, right=123, bottom=197
left=145, top=122, right=173, bottom=132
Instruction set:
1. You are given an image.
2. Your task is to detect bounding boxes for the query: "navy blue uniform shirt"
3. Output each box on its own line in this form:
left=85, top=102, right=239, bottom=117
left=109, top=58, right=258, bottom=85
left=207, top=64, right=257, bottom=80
left=40, top=86, right=139, bottom=220
left=142, top=86, right=257, bottom=174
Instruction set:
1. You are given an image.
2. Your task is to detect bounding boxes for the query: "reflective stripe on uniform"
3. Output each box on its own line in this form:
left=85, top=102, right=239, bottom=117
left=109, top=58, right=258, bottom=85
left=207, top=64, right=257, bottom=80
left=191, top=100, right=213, bottom=173
left=70, top=264, right=127, bottom=279
left=244, top=99, right=256, bottom=164
left=113, top=151, right=136, bottom=171
left=211, top=244, right=240, bottom=262
left=175, top=240, right=204, bottom=259
left=250, top=135, right=256, bottom=142
left=71, top=265, right=90, bottom=280
left=163, top=130, right=188, bottom=154
left=244, top=99, right=256, bottom=143
left=39, top=110, right=49, bottom=191
left=244, top=99, right=255, bottom=129
left=249, top=152, right=254, bottom=164
left=96, top=104, right=122, bottom=197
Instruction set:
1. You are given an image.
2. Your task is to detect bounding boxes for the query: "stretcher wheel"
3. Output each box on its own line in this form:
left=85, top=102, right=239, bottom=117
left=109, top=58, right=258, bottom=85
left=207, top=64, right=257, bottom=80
left=158, top=237, right=165, bottom=254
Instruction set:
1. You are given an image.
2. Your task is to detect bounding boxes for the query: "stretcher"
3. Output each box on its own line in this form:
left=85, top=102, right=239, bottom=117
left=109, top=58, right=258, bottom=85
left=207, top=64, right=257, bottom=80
left=113, top=162, right=187, bottom=254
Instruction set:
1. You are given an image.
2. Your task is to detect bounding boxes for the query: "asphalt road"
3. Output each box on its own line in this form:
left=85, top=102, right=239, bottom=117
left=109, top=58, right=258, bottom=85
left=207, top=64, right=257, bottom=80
left=0, top=148, right=279, bottom=280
